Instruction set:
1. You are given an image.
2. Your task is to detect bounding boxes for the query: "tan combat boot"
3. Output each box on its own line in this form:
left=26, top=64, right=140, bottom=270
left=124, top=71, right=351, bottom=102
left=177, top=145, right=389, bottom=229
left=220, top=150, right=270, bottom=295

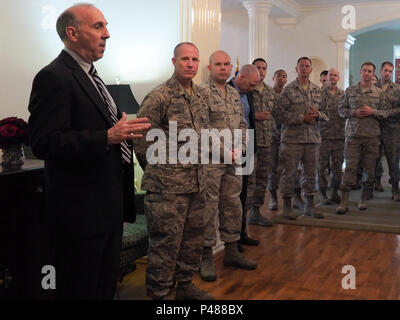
left=223, top=242, right=257, bottom=270
left=175, top=281, right=214, bottom=300
left=374, top=176, right=384, bottom=192
left=336, top=190, right=349, bottom=214
left=269, top=189, right=278, bottom=211
left=293, top=188, right=305, bottom=210
left=329, top=187, right=341, bottom=204
left=319, top=188, right=330, bottom=205
left=304, top=196, right=324, bottom=219
left=282, top=197, right=297, bottom=220
left=248, top=207, right=273, bottom=226
left=392, top=184, right=400, bottom=202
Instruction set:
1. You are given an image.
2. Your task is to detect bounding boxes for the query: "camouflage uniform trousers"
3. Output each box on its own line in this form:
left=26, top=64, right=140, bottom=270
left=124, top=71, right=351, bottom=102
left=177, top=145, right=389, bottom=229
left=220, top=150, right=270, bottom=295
left=374, top=149, right=384, bottom=179
left=279, top=143, right=320, bottom=198
left=144, top=190, right=206, bottom=299
left=246, top=146, right=272, bottom=209
left=358, top=159, right=383, bottom=183
left=203, top=164, right=242, bottom=247
left=359, top=146, right=383, bottom=181
left=318, top=139, right=345, bottom=190
left=268, top=139, right=281, bottom=191
left=268, top=139, right=300, bottom=192
left=340, top=137, right=380, bottom=191
left=375, top=131, right=400, bottom=185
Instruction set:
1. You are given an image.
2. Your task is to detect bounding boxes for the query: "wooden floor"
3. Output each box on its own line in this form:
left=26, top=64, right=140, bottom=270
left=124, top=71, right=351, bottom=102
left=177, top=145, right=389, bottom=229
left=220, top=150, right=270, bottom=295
left=116, top=186, right=400, bottom=300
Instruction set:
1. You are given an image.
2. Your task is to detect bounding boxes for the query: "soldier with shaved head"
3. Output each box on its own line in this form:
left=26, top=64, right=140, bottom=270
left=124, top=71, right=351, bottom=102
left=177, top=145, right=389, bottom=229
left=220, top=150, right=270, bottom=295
left=134, top=42, right=213, bottom=300
left=317, top=68, right=345, bottom=204
left=199, top=50, right=257, bottom=282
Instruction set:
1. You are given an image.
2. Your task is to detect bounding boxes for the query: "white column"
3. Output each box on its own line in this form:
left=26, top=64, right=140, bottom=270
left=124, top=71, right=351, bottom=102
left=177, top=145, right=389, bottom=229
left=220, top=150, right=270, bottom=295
left=335, top=41, right=346, bottom=90
left=332, top=34, right=355, bottom=90
left=179, top=0, right=192, bottom=42
left=180, top=0, right=221, bottom=83
left=243, top=1, right=273, bottom=63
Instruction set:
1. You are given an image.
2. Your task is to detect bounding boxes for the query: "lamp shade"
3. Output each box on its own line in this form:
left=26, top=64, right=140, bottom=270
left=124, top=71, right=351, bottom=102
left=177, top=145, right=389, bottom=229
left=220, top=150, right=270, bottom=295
left=106, top=84, right=140, bottom=114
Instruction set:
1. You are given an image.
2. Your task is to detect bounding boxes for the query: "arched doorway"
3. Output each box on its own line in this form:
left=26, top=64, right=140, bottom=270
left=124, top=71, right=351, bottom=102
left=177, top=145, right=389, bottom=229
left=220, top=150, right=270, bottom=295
left=310, top=57, right=329, bottom=87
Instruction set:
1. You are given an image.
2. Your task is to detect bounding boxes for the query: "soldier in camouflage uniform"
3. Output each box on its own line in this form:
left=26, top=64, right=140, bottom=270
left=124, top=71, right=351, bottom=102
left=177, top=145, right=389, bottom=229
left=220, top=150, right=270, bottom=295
left=375, top=62, right=400, bottom=201
left=361, top=72, right=385, bottom=194
left=271, top=70, right=306, bottom=211
left=269, top=70, right=288, bottom=211
left=336, top=62, right=398, bottom=214
left=320, top=70, right=329, bottom=88
left=318, top=68, right=345, bottom=205
left=246, top=58, right=275, bottom=226
left=198, top=50, right=257, bottom=282
left=133, top=42, right=213, bottom=300
left=273, top=57, right=328, bottom=220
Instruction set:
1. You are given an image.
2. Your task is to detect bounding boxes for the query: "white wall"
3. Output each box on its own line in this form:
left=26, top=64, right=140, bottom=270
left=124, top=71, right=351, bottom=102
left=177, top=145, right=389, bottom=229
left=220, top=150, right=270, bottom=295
left=0, top=0, right=179, bottom=121
left=220, top=12, right=249, bottom=77
left=350, top=29, right=400, bottom=85
left=221, top=3, right=400, bottom=88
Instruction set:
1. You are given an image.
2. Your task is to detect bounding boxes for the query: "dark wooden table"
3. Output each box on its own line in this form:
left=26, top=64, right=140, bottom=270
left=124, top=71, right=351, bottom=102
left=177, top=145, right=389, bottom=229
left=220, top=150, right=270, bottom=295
left=0, top=159, right=44, bottom=175
left=0, top=159, right=54, bottom=299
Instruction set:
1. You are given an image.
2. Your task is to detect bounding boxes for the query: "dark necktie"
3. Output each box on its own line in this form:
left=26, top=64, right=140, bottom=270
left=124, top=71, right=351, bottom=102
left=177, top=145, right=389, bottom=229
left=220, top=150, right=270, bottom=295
left=89, top=65, right=132, bottom=164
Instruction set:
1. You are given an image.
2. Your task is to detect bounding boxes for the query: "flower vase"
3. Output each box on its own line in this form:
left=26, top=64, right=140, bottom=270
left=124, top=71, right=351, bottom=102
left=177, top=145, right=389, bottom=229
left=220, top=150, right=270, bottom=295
left=1, top=144, right=24, bottom=166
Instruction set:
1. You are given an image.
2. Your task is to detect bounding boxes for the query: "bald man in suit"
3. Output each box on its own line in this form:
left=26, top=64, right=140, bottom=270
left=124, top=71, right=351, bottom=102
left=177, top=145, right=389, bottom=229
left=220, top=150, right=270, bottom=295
left=28, top=4, right=150, bottom=299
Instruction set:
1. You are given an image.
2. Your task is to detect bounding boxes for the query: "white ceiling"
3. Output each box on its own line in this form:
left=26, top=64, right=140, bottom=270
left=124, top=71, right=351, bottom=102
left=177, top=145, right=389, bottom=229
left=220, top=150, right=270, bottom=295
left=293, top=0, right=388, bottom=6
left=222, top=0, right=394, bottom=12
left=221, top=0, right=400, bottom=33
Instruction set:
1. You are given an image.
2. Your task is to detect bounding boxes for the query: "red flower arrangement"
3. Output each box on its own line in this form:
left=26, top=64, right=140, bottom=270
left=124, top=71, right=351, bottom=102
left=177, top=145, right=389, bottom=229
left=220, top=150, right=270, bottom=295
left=0, top=117, right=29, bottom=149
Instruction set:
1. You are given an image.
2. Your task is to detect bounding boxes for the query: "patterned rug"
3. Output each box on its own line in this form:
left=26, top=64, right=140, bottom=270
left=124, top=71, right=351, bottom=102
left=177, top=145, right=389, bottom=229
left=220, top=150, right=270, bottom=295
left=273, top=187, right=400, bottom=234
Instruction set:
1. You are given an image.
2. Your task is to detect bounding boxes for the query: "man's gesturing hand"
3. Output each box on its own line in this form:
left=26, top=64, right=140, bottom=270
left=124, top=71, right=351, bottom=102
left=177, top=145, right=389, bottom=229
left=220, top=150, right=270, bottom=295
left=107, top=112, right=151, bottom=144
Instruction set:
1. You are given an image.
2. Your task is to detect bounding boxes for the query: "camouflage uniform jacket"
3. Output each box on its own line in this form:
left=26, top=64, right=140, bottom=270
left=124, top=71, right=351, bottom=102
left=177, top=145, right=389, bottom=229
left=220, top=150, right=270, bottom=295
left=273, top=79, right=328, bottom=144
left=376, top=80, right=400, bottom=134
left=338, top=83, right=398, bottom=138
left=199, top=76, right=247, bottom=154
left=319, top=86, right=345, bottom=140
left=252, top=82, right=275, bottom=147
left=133, top=74, right=210, bottom=194
left=271, top=90, right=282, bottom=144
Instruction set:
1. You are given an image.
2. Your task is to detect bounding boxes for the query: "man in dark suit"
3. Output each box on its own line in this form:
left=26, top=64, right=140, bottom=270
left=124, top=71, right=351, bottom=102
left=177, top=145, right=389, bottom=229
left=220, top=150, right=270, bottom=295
left=228, top=64, right=259, bottom=246
left=28, top=4, right=150, bottom=299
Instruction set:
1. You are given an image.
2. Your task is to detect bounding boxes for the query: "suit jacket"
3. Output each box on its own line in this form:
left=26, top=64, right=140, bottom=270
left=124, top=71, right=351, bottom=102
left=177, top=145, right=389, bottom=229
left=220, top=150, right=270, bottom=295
left=227, top=79, right=257, bottom=154
left=28, top=50, right=135, bottom=238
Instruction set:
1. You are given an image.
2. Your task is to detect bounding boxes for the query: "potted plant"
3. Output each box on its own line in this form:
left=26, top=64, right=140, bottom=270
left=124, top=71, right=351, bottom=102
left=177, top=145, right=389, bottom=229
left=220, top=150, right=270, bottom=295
left=0, top=117, right=29, bottom=166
